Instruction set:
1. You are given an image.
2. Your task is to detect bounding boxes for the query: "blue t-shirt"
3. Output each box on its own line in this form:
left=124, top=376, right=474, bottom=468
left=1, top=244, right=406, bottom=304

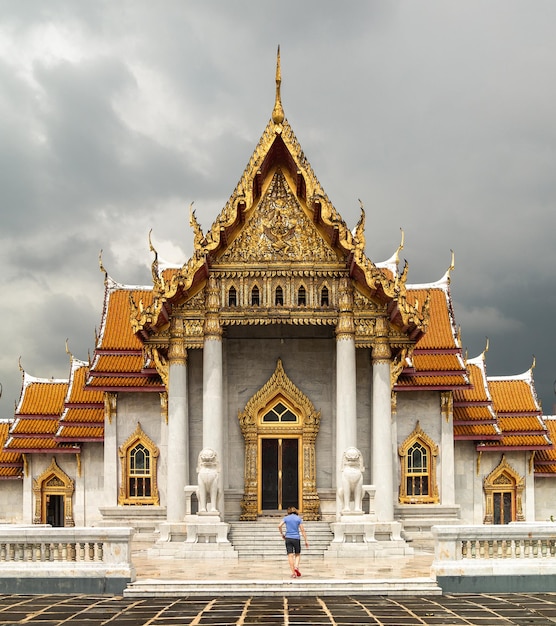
left=282, top=513, right=303, bottom=539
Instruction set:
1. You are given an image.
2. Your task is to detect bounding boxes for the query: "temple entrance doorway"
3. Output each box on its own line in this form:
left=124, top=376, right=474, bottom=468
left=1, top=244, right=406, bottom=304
left=32, top=457, right=75, bottom=527
left=238, top=360, right=321, bottom=520
left=261, top=436, right=299, bottom=511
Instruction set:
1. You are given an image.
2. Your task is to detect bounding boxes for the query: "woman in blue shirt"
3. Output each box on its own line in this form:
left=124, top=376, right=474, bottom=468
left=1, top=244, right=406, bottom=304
left=278, top=507, right=309, bottom=578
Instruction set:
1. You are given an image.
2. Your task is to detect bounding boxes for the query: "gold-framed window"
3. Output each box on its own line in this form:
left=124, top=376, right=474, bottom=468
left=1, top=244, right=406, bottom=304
left=118, top=422, right=160, bottom=505
left=398, top=421, right=439, bottom=504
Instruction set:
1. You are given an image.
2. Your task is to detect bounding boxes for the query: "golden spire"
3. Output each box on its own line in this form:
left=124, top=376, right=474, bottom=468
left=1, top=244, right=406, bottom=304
left=272, top=45, right=284, bottom=125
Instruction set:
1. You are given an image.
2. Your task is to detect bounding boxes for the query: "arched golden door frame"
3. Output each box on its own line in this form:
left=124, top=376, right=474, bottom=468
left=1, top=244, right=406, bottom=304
left=32, top=457, right=75, bottom=526
left=483, top=454, right=524, bottom=524
left=238, top=360, right=321, bottom=521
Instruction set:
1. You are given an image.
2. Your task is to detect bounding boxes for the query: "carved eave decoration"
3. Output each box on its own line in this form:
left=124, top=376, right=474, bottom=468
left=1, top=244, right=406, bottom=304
left=130, top=49, right=430, bottom=351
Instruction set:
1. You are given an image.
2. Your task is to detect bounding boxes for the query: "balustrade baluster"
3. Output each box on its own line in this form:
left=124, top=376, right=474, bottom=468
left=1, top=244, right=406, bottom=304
left=97, top=543, right=104, bottom=561
left=461, top=540, right=468, bottom=558
left=79, top=542, right=85, bottom=561
left=88, top=542, right=94, bottom=561
left=533, top=539, right=539, bottom=556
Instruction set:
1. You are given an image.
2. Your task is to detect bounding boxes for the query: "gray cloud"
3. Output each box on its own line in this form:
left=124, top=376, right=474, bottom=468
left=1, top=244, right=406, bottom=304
left=1, top=0, right=556, bottom=416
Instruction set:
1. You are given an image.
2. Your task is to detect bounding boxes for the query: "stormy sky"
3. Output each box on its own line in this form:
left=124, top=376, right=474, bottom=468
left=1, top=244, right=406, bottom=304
left=1, top=1, right=555, bottom=416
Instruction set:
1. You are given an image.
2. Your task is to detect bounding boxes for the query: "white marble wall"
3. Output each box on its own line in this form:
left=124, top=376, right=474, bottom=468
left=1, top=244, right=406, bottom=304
left=114, top=393, right=165, bottom=505
left=0, top=480, right=22, bottom=523
left=534, top=477, right=556, bottom=522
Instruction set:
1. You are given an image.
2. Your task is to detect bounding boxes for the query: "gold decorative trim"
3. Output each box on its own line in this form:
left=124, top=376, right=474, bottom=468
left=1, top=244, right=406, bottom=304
left=441, top=391, right=453, bottom=423
left=483, top=454, right=524, bottom=524
left=105, top=392, right=117, bottom=425
left=33, top=457, right=75, bottom=526
left=238, top=359, right=321, bottom=520
left=398, top=421, right=439, bottom=504
left=118, top=422, right=160, bottom=506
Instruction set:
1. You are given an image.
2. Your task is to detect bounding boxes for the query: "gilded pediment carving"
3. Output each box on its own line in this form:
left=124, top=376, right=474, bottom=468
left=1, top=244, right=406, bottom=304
left=219, top=170, right=338, bottom=265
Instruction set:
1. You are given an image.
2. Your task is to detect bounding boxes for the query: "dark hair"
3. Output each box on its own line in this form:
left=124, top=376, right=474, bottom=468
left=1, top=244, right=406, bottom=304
left=287, top=507, right=298, bottom=515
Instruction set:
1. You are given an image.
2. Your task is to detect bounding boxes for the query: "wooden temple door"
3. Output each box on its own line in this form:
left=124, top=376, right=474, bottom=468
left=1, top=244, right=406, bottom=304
left=261, top=437, right=299, bottom=511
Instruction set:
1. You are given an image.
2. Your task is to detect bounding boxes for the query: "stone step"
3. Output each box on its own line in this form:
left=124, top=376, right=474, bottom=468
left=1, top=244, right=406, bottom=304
left=124, top=576, right=442, bottom=597
left=229, top=521, right=333, bottom=558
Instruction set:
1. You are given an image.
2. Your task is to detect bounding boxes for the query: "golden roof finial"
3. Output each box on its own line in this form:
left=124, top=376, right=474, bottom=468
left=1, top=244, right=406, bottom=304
left=396, top=228, right=405, bottom=264
left=65, top=338, right=72, bottom=361
left=98, top=249, right=108, bottom=285
left=272, top=45, right=284, bottom=126
left=446, top=249, right=455, bottom=283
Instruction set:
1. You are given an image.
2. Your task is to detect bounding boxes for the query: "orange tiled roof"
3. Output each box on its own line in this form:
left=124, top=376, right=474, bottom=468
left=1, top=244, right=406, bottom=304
left=453, top=357, right=499, bottom=440
left=396, top=276, right=468, bottom=391
left=407, top=287, right=458, bottom=350
left=15, top=376, right=68, bottom=416
left=535, top=417, right=556, bottom=475
left=97, top=280, right=154, bottom=351
left=56, top=425, right=104, bottom=440
left=488, top=376, right=542, bottom=415
left=0, top=420, right=23, bottom=478
left=477, top=370, right=550, bottom=451
left=91, top=354, right=146, bottom=373
left=87, top=375, right=163, bottom=389
left=87, top=278, right=164, bottom=392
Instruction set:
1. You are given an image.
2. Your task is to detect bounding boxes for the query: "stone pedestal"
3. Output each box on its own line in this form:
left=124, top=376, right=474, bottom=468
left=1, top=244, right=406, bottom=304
left=326, top=516, right=413, bottom=558
left=148, top=514, right=237, bottom=560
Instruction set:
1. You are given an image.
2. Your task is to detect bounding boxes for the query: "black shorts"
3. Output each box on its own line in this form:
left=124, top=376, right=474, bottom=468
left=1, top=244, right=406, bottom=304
left=285, top=538, right=301, bottom=554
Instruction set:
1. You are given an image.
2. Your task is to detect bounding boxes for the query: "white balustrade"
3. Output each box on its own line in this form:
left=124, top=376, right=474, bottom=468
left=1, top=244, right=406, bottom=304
left=0, top=526, right=134, bottom=581
left=432, top=523, right=556, bottom=582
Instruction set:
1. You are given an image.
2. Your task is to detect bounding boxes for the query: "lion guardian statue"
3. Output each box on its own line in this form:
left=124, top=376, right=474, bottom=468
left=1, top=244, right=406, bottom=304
left=337, top=447, right=365, bottom=513
left=196, top=448, right=220, bottom=513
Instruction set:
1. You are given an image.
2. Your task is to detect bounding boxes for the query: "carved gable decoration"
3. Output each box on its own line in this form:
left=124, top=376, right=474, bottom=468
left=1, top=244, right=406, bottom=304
left=219, top=170, right=337, bottom=264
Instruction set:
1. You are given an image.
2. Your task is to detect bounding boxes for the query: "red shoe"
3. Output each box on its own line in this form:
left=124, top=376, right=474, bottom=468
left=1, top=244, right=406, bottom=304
left=295, top=568, right=301, bottom=577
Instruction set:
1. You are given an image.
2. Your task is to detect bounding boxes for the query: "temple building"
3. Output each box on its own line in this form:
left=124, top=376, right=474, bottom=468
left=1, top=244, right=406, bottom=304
left=1, top=52, right=555, bottom=549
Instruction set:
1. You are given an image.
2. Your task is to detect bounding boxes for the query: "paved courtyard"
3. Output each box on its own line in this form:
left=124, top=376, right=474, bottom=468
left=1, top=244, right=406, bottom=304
left=1, top=593, right=556, bottom=625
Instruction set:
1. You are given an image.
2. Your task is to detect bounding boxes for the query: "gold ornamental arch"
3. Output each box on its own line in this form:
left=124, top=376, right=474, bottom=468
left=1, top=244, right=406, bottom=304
left=238, top=359, right=321, bottom=520
left=33, top=457, right=75, bottom=526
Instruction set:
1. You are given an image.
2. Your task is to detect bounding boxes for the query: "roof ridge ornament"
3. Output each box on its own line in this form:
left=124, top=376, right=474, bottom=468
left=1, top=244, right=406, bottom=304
left=272, top=45, right=285, bottom=127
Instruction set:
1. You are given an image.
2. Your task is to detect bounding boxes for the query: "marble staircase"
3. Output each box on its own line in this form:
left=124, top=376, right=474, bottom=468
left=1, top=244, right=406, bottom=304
left=229, top=520, right=333, bottom=559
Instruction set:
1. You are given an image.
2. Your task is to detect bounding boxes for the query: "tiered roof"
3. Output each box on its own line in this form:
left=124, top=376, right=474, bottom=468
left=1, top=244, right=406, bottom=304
left=0, top=420, right=22, bottom=478
left=484, top=369, right=549, bottom=450
left=1, top=50, right=553, bottom=475
left=57, top=358, right=104, bottom=443
left=453, top=352, right=500, bottom=441
left=395, top=272, right=469, bottom=391
left=535, top=417, right=556, bottom=475
left=5, top=373, right=71, bottom=454
left=87, top=276, right=164, bottom=392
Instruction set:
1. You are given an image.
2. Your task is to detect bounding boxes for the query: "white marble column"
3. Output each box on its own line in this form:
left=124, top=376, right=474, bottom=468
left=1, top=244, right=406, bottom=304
left=335, top=277, right=357, bottom=484
left=103, top=393, right=118, bottom=507
left=167, top=316, right=189, bottom=522
left=203, top=276, right=224, bottom=516
left=371, top=319, right=394, bottom=521
left=525, top=452, right=536, bottom=520
left=440, top=392, right=455, bottom=505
